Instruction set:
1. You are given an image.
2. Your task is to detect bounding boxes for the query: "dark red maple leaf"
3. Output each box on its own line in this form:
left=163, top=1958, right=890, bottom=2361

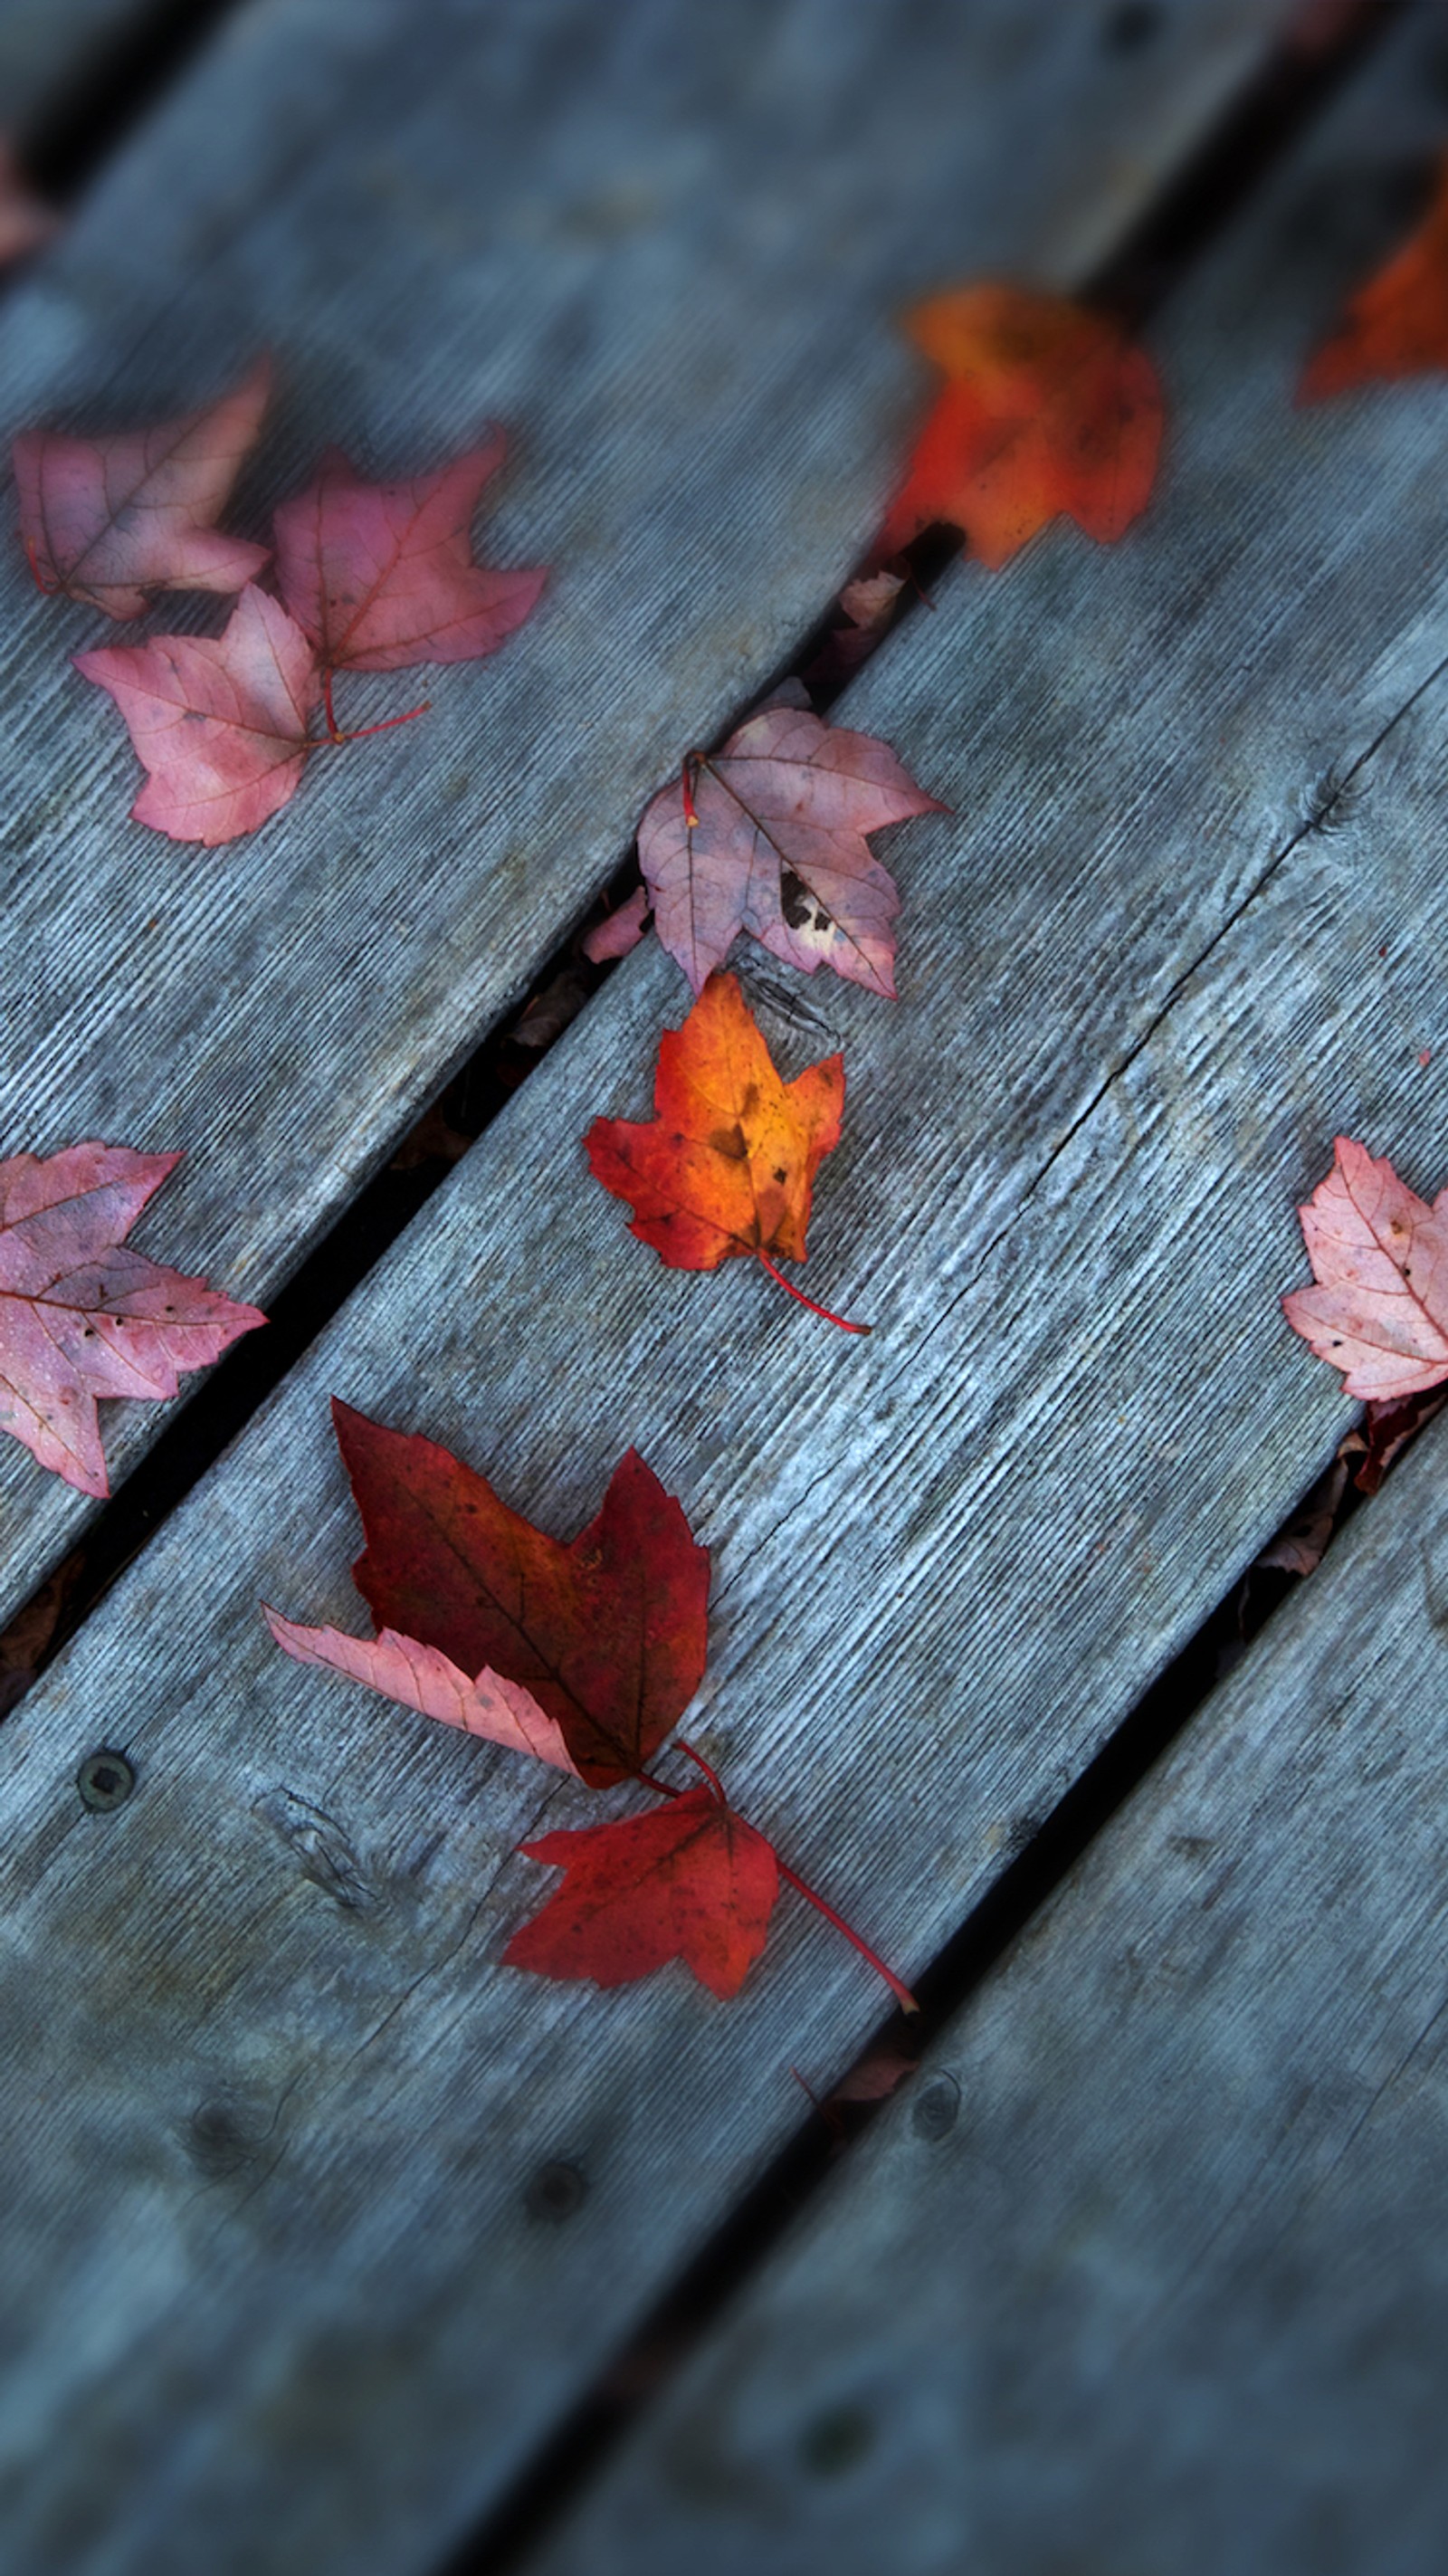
left=272, top=1401, right=710, bottom=1788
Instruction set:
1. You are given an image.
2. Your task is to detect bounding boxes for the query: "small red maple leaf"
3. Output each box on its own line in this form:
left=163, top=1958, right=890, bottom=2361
left=74, top=583, right=322, bottom=845
left=0, top=1143, right=264, bottom=1494
left=505, top=1779, right=780, bottom=2000
left=14, top=357, right=272, bottom=617
left=638, top=702, right=941, bottom=998
left=271, top=436, right=546, bottom=676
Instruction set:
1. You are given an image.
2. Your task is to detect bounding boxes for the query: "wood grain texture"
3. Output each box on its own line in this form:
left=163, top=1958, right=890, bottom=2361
left=4, top=14, right=1446, bottom=2572
left=529, top=1371, right=1448, bottom=2576
left=0, top=0, right=1296, bottom=1613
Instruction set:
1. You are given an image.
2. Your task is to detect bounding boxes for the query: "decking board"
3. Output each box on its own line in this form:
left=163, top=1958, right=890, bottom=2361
left=0, top=0, right=1294, bottom=1621
left=525, top=1339, right=1448, bottom=2576
left=2, top=10, right=1445, bottom=2573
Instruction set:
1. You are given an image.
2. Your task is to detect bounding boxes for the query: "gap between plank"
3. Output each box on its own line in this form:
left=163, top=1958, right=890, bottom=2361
left=15, top=0, right=246, bottom=206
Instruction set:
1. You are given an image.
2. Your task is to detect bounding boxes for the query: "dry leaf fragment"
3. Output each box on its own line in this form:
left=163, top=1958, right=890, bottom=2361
left=582, top=886, right=652, bottom=965
left=586, top=970, right=862, bottom=1329
left=880, top=282, right=1163, bottom=566
left=638, top=702, right=941, bottom=998
left=1300, top=156, right=1448, bottom=402
left=74, top=583, right=322, bottom=844
left=1283, top=1134, right=1448, bottom=1400
left=1351, top=1385, right=1448, bottom=1493
left=272, top=437, right=545, bottom=673
left=504, top=1781, right=779, bottom=1999
left=14, top=356, right=271, bottom=615
left=0, top=1144, right=263, bottom=1495
left=263, top=1610, right=579, bottom=1771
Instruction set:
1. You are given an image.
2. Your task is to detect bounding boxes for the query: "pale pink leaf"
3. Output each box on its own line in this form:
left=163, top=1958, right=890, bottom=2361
left=1283, top=1135, right=1448, bottom=1399
left=74, top=583, right=322, bottom=845
left=638, top=704, right=944, bottom=997
left=0, top=1143, right=264, bottom=1496
left=272, top=439, right=546, bottom=673
left=262, top=1608, right=580, bottom=1774
left=582, top=886, right=651, bottom=964
left=0, top=141, right=57, bottom=269
left=14, top=356, right=271, bottom=616
left=838, top=570, right=905, bottom=631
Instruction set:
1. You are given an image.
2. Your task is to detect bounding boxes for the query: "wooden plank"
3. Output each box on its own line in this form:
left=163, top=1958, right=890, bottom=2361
left=528, top=1391, right=1448, bottom=2576
left=3, top=14, right=1445, bottom=2571
left=0, top=0, right=1299, bottom=1617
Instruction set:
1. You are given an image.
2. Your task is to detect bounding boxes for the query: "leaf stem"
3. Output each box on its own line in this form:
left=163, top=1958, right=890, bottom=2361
left=774, top=1854, right=919, bottom=2013
left=668, top=1739, right=918, bottom=2013
left=675, top=1738, right=728, bottom=1804
left=24, top=537, right=58, bottom=596
left=756, top=1248, right=871, bottom=1335
left=681, top=752, right=701, bottom=830
left=321, top=664, right=431, bottom=745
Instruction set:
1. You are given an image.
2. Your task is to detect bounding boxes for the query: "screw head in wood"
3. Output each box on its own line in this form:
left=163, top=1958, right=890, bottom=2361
left=76, top=1749, right=135, bottom=1812
left=525, top=2160, right=586, bottom=2222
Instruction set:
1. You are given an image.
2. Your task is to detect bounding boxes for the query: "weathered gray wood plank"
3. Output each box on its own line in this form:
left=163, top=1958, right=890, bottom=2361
left=0, top=0, right=1298, bottom=1615
left=529, top=1374, right=1448, bottom=2576
left=4, top=14, right=1447, bottom=2571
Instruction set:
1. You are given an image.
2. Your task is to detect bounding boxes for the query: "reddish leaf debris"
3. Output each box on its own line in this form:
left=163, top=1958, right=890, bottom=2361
left=272, top=436, right=545, bottom=673
left=1283, top=1135, right=1448, bottom=1402
left=75, top=583, right=323, bottom=844
left=1300, top=155, right=1448, bottom=402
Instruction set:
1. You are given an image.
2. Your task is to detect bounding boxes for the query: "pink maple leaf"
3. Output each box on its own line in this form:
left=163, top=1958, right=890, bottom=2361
left=0, top=1144, right=264, bottom=1495
left=639, top=704, right=945, bottom=998
left=14, top=356, right=272, bottom=617
left=1283, top=1135, right=1448, bottom=1400
left=271, top=435, right=546, bottom=674
left=74, top=583, right=322, bottom=845
left=262, top=1608, right=581, bottom=1772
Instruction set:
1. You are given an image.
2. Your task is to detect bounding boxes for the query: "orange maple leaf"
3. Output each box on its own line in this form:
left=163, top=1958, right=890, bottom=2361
left=586, top=970, right=865, bottom=1331
left=1299, top=156, right=1448, bottom=402
left=880, top=282, right=1163, bottom=567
